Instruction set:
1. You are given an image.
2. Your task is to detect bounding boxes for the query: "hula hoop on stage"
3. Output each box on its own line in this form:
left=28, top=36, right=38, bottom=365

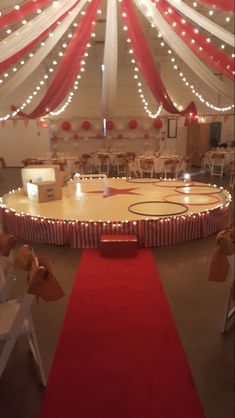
left=164, top=194, right=220, bottom=206
left=175, top=184, right=223, bottom=195
left=128, top=200, right=189, bottom=217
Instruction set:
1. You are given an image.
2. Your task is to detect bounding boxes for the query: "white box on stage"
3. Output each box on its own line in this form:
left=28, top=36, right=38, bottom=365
left=21, top=165, right=60, bottom=193
left=67, top=174, right=107, bottom=196
left=27, top=181, right=62, bottom=202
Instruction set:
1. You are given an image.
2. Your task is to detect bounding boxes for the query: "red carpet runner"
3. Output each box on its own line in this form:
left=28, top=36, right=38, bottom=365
left=38, top=249, right=205, bottom=418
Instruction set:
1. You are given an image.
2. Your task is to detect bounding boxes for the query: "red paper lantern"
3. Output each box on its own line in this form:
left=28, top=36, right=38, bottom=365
left=61, top=121, right=71, bottom=131
left=144, top=133, right=149, bottom=139
left=128, top=119, right=138, bottom=129
left=41, top=121, right=49, bottom=128
left=82, top=120, right=91, bottom=130
left=117, top=133, right=123, bottom=139
left=153, top=118, right=163, bottom=129
left=106, top=120, right=114, bottom=130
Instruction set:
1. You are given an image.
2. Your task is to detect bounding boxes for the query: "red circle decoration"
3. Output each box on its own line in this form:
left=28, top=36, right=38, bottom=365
left=128, top=119, right=138, bottom=129
left=82, top=120, right=91, bottom=130
left=144, top=133, right=149, bottom=139
left=106, top=120, right=114, bottom=130
left=61, top=121, right=71, bottom=131
left=153, top=118, right=163, bottom=129
left=117, top=133, right=123, bottom=139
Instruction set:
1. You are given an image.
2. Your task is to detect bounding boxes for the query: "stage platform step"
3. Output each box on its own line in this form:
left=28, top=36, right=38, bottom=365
left=100, top=234, right=138, bottom=258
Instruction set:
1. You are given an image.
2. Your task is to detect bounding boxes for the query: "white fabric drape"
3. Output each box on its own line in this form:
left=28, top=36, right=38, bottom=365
left=134, top=0, right=234, bottom=100
left=101, top=0, right=118, bottom=117
left=166, top=0, right=234, bottom=47
left=0, top=0, right=79, bottom=63
left=0, top=0, right=88, bottom=99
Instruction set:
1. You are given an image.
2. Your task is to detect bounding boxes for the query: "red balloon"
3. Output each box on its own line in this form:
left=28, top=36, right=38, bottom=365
left=153, top=118, right=163, bottom=129
left=128, top=119, right=138, bottom=129
left=82, top=120, right=91, bottom=130
left=61, top=121, right=71, bottom=131
left=106, top=120, right=114, bottom=130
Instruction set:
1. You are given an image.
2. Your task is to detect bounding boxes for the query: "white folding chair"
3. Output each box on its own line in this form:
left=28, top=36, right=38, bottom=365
left=0, top=256, right=47, bottom=386
left=221, top=254, right=235, bottom=333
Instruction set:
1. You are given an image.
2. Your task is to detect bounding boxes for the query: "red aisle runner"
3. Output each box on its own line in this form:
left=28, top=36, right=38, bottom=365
left=38, top=249, right=205, bottom=418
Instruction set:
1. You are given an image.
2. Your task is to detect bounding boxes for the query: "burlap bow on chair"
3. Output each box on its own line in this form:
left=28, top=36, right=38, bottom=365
left=0, top=234, right=17, bottom=257
left=13, top=245, right=65, bottom=301
left=208, top=225, right=235, bottom=282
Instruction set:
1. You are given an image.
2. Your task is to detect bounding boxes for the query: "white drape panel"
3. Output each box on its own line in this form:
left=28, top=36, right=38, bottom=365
left=134, top=0, right=234, bottom=100
left=0, top=0, right=79, bottom=63
left=167, top=0, right=234, bottom=47
left=0, top=0, right=88, bottom=99
left=101, top=0, right=118, bottom=117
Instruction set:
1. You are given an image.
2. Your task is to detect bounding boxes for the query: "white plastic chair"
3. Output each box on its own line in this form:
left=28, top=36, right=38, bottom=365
left=0, top=256, right=47, bottom=386
left=221, top=254, right=235, bottom=333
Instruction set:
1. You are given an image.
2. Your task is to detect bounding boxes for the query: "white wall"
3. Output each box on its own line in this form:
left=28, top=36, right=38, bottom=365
left=0, top=120, right=49, bottom=167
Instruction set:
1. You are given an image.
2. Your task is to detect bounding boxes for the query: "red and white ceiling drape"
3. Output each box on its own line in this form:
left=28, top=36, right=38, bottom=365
left=0, top=0, right=233, bottom=120
left=12, top=0, right=101, bottom=118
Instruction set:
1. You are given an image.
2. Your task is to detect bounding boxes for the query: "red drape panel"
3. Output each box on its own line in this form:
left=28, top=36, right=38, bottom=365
left=121, top=0, right=197, bottom=116
left=0, top=0, right=52, bottom=29
left=0, top=1, right=81, bottom=74
left=154, top=0, right=234, bottom=81
left=12, top=0, right=101, bottom=119
left=197, top=0, right=234, bottom=13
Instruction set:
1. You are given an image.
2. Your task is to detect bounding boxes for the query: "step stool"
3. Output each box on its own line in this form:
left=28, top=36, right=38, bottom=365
left=100, top=234, right=138, bottom=258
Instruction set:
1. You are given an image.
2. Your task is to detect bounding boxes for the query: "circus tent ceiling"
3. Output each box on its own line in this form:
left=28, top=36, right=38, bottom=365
left=0, top=0, right=234, bottom=122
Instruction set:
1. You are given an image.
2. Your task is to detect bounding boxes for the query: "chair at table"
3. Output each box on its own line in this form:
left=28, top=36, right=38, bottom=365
left=0, top=255, right=47, bottom=386
left=221, top=254, right=234, bottom=333
left=200, top=154, right=211, bottom=175
left=210, top=153, right=225, bottom=179
left=126, top=152, right=139, bottom=178
left=115, top=154, right=127, bottom=177
left=140, top=158, right=154, bottom=178
left=97, top=155, right=110, bottom=176
left=161, top=159, right=174, bottom=179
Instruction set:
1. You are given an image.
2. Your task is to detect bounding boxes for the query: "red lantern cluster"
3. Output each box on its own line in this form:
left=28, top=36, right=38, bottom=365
left=153, top=118, right=163, bottom=129
left=106, top=120, right=114, bottom=130
left=61, top=121, right=71, bottom=131
left=82, top=120, right=91, bottom=130
left=128, top=119, right=138, bottom=129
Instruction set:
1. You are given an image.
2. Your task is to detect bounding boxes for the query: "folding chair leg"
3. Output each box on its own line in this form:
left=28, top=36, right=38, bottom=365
left=0, top=334, right=18, bottom=378
left=27, top=315, right=47, bottom=386
left=221, top=287, right=235, bottom=333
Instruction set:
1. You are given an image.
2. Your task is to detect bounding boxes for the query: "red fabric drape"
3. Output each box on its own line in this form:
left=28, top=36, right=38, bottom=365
left=197, top=0, right=234, bottom=13
left=0, top=1, right=81, bottom=74
left=154, top=0, right=234, bottom=81
left=0, top=0, right=52, bottom=29
left=12, top=0, right=101, bottom=119
left=120, top=0, right=197, bottom=116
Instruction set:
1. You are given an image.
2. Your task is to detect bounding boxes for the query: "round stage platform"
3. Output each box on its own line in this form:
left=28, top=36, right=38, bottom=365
left=0, top=178, right=232, bottom=249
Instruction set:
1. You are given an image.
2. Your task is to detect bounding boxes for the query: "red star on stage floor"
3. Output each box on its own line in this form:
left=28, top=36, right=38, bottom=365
left=103, top=187, right=141, bottom=198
